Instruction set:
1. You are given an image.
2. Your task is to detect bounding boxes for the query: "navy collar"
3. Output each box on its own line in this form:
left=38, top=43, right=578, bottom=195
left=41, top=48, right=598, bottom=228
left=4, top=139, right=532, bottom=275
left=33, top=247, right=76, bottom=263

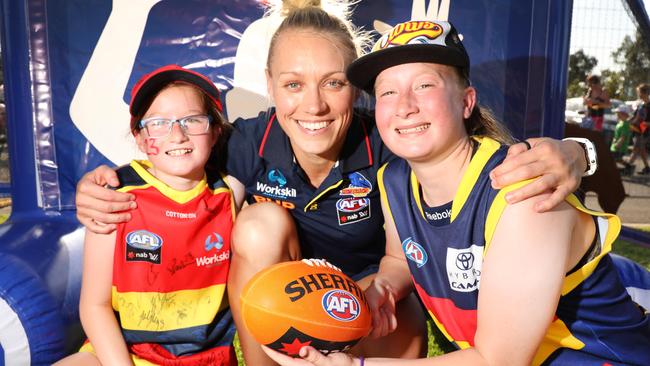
left=257, top=109, right=375, bottom=173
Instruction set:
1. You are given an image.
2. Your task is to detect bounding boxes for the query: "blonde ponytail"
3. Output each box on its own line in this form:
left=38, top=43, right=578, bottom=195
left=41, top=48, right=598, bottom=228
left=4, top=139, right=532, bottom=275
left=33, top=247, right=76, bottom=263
left=280, top=0, right=322, bottom=14
left=266, top=0, right=370, bottom=71
left=464, top=106, right=516, bottom=145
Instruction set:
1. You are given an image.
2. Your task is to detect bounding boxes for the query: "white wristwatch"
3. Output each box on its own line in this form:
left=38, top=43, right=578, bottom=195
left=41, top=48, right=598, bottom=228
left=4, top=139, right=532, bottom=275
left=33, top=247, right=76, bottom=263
left=563, top=137, right=598, bottom=177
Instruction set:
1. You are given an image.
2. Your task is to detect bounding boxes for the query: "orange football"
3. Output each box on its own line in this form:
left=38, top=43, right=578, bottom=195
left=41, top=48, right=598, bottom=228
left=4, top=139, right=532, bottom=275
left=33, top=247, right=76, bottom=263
left=240, top=259, right=372, bottom=356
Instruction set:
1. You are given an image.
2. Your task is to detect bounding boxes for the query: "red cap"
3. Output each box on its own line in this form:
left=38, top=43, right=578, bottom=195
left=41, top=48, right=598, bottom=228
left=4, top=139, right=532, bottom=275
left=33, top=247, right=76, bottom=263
left=129, top=64, right=223, bottom=117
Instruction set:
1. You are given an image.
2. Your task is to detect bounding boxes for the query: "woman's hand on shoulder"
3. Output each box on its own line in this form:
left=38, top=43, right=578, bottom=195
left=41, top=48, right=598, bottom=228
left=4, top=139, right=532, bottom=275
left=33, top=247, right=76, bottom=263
left=489, top=138, right=584, bottom=212
left=76, top=165, right=135, bottom=234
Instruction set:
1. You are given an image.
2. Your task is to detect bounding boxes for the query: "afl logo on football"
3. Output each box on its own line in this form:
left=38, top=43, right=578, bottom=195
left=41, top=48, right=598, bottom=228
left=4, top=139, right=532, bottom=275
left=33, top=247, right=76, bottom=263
left=126, top=230, right=163, bottom=250
left=336, top=198, right=369, bottom=213
left=402, top=237, right=428, bottom=268
left=322, top=290, right=360, bottom=322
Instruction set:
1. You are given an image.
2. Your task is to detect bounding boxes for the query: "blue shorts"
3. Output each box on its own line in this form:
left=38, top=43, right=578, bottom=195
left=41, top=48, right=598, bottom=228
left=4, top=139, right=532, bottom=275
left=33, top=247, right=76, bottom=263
left=350, top=264, right=379, bottom=282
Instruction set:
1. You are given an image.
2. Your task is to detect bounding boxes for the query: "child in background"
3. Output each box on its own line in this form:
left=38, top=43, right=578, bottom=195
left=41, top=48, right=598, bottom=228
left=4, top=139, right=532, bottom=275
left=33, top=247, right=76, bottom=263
left=610, top=104, right=633, bottom=174
left=55, top=65, right=236, bottom=366
left=627, top=84, right=650, bottom=175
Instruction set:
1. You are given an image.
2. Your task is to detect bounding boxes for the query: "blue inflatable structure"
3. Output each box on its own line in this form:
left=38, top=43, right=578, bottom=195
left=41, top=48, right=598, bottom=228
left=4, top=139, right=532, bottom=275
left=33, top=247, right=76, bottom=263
left=0, top=0, right=648, bottom=364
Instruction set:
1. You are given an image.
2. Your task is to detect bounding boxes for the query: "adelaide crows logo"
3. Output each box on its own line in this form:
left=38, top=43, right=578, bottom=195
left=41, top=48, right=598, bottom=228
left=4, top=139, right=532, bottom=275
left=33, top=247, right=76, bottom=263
left=340, top=172, right=372, bottom=197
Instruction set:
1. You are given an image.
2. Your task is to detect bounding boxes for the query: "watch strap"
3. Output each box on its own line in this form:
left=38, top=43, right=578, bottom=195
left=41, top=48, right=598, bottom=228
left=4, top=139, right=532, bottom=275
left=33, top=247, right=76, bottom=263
left=563, top=137, right=598, bottom=177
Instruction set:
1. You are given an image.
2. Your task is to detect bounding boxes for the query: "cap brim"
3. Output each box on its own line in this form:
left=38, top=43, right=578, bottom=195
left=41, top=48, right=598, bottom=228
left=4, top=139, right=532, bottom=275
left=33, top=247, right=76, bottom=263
left=130, top=69, right=221, bottom=116
left=347, top=44, right=469, bottom=94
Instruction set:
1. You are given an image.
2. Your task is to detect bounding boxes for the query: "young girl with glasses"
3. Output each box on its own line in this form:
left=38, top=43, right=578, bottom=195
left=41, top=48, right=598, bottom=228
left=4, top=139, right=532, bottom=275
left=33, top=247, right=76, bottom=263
left=55, top=65, right=237, bottom=366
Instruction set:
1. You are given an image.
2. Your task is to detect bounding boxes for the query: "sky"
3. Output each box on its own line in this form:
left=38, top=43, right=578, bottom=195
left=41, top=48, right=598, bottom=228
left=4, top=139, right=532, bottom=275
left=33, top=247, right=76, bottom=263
left=570, top=0, right=650, bottom=72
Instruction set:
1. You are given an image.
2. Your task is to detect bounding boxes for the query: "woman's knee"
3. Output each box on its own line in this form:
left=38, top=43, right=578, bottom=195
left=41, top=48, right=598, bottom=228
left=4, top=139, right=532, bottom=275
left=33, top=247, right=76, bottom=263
left=231, top=202, right=299, bottom=260
left=53, top=352, right=101, bottom=366
left=392, top=293, right=429, bottom=357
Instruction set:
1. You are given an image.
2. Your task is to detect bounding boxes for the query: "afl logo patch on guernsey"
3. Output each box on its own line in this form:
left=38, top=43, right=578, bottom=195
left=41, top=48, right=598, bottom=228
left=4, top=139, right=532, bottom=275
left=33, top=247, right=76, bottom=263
left=322, top=289, right=360, bottom=322
left=126, top=230, right=163, bottom=264
left=402, top=237, right=428, bottom=268
left=336, top=198, right=371, bottom=225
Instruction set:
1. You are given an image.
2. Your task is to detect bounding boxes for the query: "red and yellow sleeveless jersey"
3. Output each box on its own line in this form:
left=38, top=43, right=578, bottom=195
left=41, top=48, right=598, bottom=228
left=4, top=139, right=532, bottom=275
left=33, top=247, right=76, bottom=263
left=99, top=160, right=236, bottom=365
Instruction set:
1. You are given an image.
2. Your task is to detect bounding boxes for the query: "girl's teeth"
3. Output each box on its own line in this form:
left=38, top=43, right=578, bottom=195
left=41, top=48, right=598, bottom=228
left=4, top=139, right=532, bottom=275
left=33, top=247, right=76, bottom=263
left=166, top=148, right=192, bottom=156
left=397, top=124, right=430, bottom=134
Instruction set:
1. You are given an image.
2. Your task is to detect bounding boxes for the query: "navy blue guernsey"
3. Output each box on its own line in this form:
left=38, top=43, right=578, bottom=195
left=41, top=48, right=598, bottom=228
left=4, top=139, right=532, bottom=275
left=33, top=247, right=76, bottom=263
left=226, top=109, right=394, bottom=276
left=379, top=137, right=650, bottom=365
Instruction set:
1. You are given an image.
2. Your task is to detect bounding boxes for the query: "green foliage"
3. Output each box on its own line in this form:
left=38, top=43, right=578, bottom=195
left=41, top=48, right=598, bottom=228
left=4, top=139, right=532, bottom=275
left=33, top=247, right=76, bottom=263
left=612, top=30, right=650, bottom=100
left=427, top=320, right=455, bottom=356
left=613, top=226, right=650, bottom=269
left=601, top=69, right=625, bottom=99
left=568, top=29, right=650, bottom=101
left=235, top=334, right=244, bottom=366
left=567, top=49, right=598, bottom=97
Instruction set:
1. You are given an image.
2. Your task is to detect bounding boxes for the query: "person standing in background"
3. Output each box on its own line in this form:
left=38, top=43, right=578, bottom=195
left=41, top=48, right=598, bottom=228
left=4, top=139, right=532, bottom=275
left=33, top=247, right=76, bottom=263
left=583, top=75, right=611, bottom=132
left=610, top=104, right=633, bottom=171
left=626, top=83, right=650, bottom=175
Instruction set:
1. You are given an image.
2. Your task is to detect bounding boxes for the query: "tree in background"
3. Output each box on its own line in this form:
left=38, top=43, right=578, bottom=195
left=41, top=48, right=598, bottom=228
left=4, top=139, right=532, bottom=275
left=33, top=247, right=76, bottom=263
left=567, top=49, right=597, bottom=97
left=601, top=69, right=625, bottom=99
left=612, top=29, right=650, bottom=100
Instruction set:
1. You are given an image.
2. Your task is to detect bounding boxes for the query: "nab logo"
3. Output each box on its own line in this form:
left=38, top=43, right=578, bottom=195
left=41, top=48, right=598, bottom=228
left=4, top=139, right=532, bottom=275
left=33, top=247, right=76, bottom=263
left=402, top=237, right=428, bottom=268
left=268, top=169, right=287, bottom=186
left=126, top=230, right=163, bottom=250
left=205, top=232, right=224, bottom=251
left=336, top=198, right=369, bottom=213
left=322, top=290, right=360, bottom=322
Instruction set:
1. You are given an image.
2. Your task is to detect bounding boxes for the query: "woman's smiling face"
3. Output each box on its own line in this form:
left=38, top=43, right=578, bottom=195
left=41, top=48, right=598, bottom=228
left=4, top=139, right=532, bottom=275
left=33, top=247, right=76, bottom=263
left=266, top=30, right=356, bottom=162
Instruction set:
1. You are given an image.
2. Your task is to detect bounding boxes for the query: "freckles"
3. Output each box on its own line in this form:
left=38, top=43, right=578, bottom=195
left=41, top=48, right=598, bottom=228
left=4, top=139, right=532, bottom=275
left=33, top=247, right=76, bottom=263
left=146, top=138, right=160, bottom=156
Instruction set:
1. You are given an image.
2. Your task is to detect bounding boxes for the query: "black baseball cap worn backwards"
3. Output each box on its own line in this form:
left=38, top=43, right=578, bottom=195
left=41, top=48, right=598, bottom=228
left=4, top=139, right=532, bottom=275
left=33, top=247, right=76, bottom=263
left=347, top=20, right=469, bottom=94
left=129, top=64, right=223, bottom=117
